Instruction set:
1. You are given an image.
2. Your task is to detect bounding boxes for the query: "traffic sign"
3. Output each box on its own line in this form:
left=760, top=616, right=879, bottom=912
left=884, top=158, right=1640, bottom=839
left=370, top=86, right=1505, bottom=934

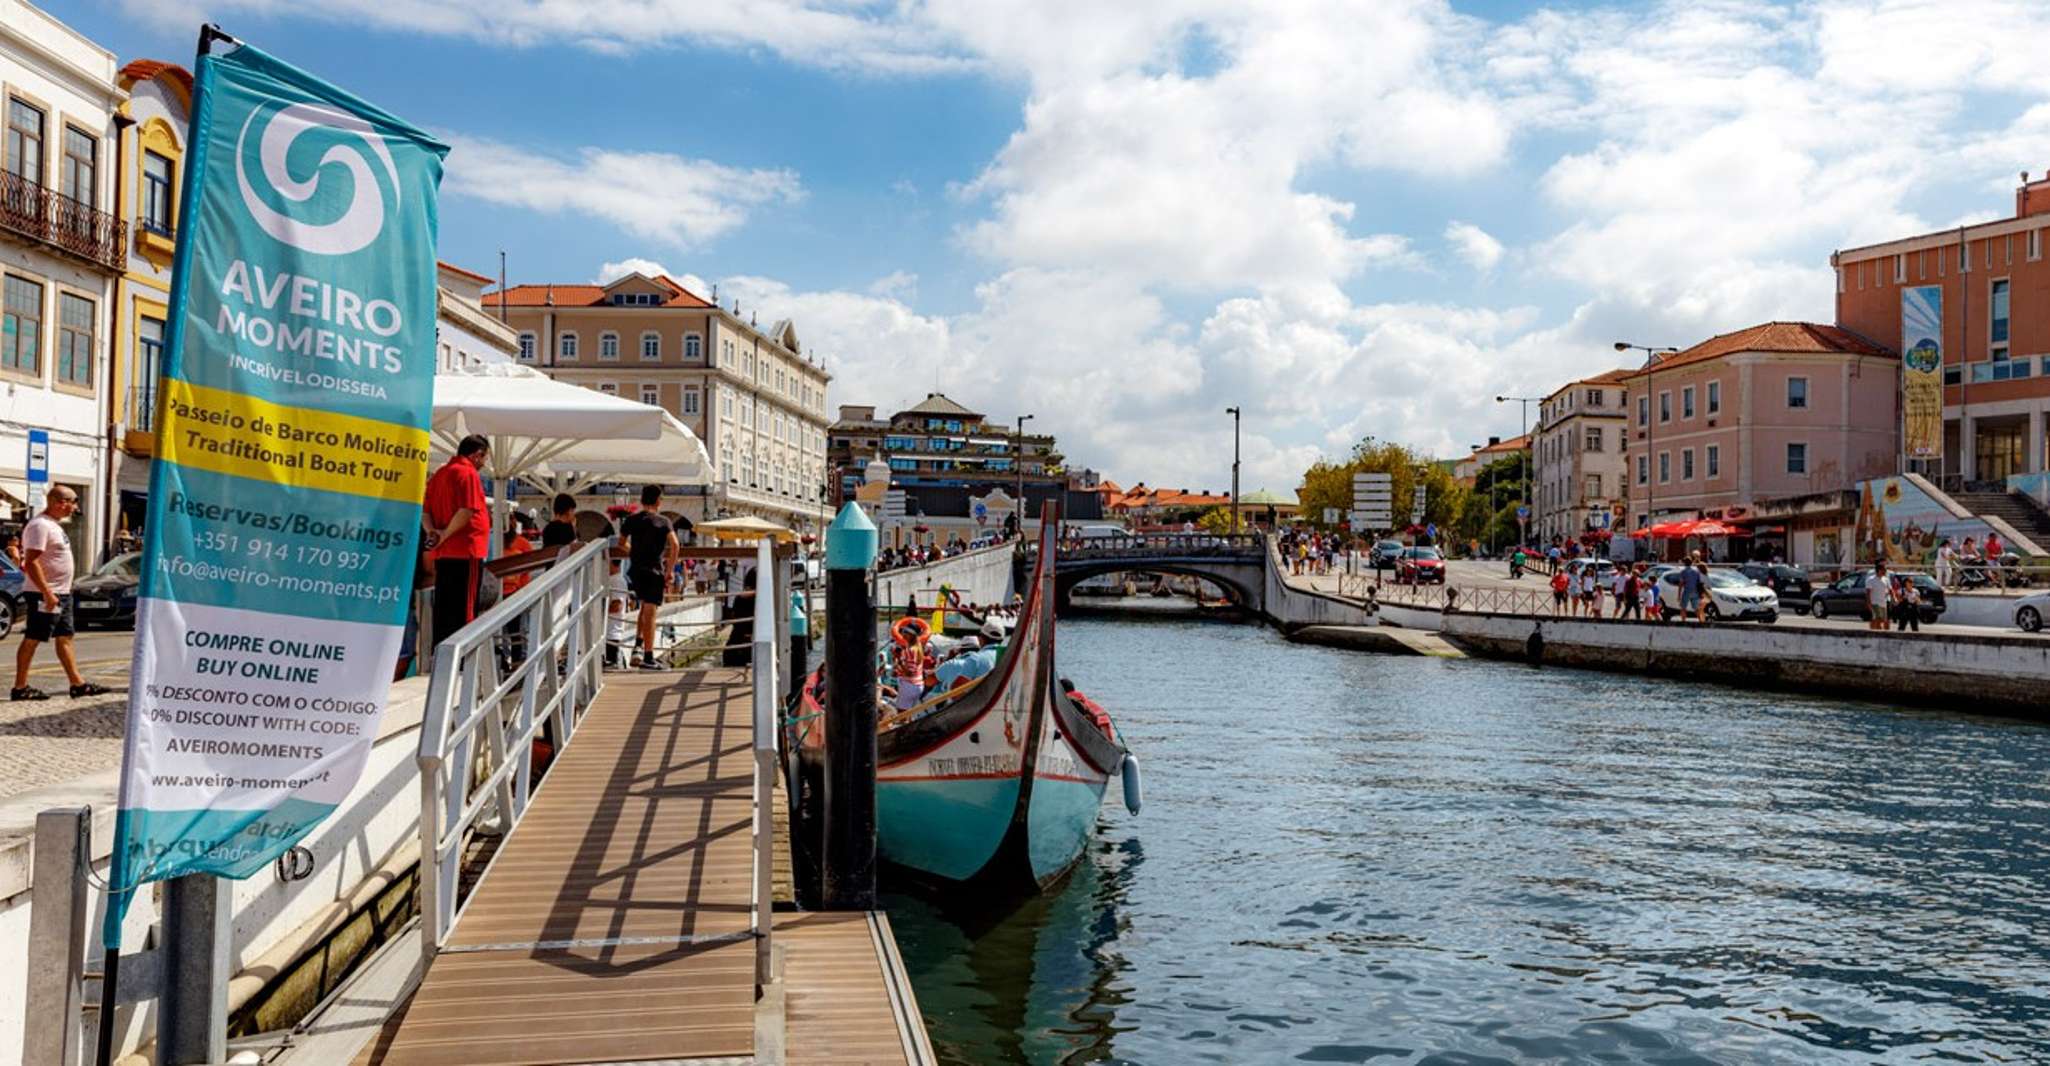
left=1353, top=472, right=1392, bottom=486
left=1515, top=505, right=1531, bottom=521
left=25, top=428, right=46, bottom=512
left=1354, top=490, right=1393, bottom=503
left=1351, top=510, right=1391, bottom=528
left=1323, top=507, right=1340, bottom=524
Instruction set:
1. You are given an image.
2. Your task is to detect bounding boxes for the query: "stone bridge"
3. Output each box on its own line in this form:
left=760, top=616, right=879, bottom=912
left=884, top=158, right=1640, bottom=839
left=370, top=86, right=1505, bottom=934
left=1019, top=533, right=1268, bottom=608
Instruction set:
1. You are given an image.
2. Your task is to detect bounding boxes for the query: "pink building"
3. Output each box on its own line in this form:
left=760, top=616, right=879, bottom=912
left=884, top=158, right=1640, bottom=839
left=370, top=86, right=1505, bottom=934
left=1621, top=323, right=1898, bottom=541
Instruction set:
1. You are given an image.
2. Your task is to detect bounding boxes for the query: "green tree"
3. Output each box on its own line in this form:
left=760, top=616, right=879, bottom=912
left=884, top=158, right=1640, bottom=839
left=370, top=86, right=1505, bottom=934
left=1296, top=436, right=1468, bottom=541
left=1196, top=506, right=1235, bottom=535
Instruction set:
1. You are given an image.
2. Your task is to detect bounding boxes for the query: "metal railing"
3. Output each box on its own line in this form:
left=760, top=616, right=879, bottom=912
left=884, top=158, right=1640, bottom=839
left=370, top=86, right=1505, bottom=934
left=414, top=536, right=780, bottom=988
left=416, top=539, right=610, bottom=962
left=0, top=170, right=126, bottom=270
left=747, top=538, right=777, bottom=986
left=1022, top=532, right=1264, bottom=562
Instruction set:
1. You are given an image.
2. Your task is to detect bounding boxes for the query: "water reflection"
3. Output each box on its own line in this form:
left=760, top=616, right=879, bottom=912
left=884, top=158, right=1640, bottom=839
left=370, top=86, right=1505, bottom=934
left=887, top=833, right=1142, bottom=1065
left=886, top=613, right=2050, bottom=1064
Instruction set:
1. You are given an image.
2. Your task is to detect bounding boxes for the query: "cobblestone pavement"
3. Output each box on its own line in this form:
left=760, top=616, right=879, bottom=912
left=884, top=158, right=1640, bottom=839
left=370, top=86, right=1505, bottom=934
left=0, top=629, right=136, bottom=799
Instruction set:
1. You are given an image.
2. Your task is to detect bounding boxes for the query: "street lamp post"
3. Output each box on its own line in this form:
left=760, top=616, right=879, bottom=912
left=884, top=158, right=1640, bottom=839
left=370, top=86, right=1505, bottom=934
left=1495, top=395, right=1539, bottom=549
left=1013, top=413, right=1034, bottom=528
left=1614, top=342, right=1680, bottom=558
left=1225, top=406, right=1242, bottom=535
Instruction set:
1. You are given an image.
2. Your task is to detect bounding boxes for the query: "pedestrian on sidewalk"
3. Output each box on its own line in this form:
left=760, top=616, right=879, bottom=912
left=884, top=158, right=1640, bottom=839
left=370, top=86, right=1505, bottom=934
left=12, top=487, right=109, bottom=700
left=1678, top=555, right=1705, bottom=623
left=1617, top=564, right=1641, bottom=620
left=424, top=435, right=491, bottom=648
left=620, top=484, right=679, bottom=669
left=1935, top=538, right=1956, bottom=589
left=1550, top=566, right=1569, bottom=615
left=1866, top=560, right=1893, bottom=632
left=1894, top=574, right=1922, bottom=632
left=1640, top=565, right=1663, bottom=620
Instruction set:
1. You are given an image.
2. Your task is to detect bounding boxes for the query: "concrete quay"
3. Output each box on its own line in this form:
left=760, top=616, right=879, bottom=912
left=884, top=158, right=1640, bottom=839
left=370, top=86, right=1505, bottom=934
left=1280, top=565, right=2050, bottom=718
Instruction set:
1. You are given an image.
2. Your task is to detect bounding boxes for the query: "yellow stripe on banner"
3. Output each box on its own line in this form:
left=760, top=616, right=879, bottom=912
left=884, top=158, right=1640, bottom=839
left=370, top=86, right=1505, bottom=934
left=155, top=378, right=431, bottom=503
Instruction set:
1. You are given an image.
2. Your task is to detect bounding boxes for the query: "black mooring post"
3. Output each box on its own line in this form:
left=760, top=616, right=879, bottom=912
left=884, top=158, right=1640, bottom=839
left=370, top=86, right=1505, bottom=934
left=821, top=504, right=879, bottom=910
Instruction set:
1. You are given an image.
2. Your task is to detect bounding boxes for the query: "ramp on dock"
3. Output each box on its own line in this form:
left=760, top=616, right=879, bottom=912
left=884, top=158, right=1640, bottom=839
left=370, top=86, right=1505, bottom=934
left=345, top=669, right=931, bottom=1066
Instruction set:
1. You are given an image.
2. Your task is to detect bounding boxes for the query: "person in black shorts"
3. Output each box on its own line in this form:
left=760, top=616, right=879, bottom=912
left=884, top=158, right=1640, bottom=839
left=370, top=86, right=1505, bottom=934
left=618, top=485, right=679, bottom=669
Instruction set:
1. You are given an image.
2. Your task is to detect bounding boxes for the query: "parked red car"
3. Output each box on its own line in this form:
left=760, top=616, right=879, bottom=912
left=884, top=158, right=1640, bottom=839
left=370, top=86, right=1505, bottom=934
left=1396, top=546, right=1446, bottom=584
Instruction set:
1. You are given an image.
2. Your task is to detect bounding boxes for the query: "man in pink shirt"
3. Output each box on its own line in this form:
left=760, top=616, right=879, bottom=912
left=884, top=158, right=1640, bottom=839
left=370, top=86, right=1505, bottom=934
left=12, top=487, right=111, bottom=700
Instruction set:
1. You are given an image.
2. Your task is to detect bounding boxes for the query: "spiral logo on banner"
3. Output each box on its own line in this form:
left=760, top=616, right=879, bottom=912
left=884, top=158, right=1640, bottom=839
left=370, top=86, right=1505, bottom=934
left=235, top=101, right=401, bottom=255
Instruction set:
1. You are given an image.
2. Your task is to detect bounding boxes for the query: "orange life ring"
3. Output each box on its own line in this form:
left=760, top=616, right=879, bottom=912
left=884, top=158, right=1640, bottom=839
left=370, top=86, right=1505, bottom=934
left=891, top=617, right=931, bottom=647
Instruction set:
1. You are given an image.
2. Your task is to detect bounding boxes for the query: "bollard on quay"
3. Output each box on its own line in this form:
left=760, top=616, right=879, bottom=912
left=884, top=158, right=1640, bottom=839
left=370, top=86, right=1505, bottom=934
left=821, top=502, right=879, bottom=909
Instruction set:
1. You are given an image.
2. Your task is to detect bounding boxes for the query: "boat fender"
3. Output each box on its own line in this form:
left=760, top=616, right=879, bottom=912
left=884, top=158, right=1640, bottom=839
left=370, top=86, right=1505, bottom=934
left=1120, top=753, right=1144, bottom=815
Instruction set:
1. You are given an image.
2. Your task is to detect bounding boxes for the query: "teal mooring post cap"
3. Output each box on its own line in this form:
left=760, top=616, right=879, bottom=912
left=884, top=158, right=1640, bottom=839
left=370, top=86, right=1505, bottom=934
left=825, top=502, right=878, bottom=571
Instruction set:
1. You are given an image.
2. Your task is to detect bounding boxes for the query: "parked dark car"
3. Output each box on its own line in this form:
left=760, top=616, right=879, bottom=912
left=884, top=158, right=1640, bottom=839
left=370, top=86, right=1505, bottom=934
left=1808, top=571, right=1946, bottom=623
left=72, top=553, right=142, bottom=629
left=1735, top=563, right=1814, bottom=613
left=1369, top=539, right=1405, bottom=569
left=0, top=555, right=22, bottom=638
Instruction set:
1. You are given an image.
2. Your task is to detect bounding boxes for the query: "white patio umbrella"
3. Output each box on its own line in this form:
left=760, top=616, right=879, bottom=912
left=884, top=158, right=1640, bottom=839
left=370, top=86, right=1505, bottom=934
left=430, top=363, right=712, bottom=530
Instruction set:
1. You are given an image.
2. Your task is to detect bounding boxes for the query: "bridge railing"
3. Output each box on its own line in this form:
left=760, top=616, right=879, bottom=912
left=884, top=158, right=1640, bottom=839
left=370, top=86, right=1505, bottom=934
left=1024, top=532, right=1264, bottom=561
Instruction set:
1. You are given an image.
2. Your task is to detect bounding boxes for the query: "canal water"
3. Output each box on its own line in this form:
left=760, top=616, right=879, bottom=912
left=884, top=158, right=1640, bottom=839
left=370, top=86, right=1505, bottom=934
left=884, top=604, right=2050, bottom=1064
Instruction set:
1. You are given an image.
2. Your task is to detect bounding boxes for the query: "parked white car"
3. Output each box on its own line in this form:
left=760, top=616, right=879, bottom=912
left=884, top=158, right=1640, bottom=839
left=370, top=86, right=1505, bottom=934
left=2012, top=589, right=2050, bottom=632
left=1653, top=567, right=1781, bottom=622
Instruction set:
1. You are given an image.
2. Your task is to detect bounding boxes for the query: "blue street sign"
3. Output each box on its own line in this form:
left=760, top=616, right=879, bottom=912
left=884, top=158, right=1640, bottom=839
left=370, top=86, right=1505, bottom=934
left=25, top=428, right=47, bottom=484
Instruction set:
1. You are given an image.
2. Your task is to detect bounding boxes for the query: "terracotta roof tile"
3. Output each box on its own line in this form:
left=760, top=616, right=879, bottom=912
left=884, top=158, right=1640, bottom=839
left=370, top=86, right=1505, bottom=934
left=437, top=260, right=493, bottom=283
left=118, top=59, right=193, bottom=99
left=482, top=277, right=715, bottom=309
left=1625, top=322, right=1891, bottom=378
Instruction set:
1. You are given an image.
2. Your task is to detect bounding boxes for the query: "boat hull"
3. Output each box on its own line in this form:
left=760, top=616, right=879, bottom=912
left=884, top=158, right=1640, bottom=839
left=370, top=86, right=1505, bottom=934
left=869, top=505, right=1127, bottom=895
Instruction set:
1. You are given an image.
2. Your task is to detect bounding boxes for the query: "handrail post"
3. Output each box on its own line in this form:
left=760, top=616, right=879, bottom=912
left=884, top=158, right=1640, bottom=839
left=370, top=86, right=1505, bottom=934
left=750, top=536, right=777, bottom=988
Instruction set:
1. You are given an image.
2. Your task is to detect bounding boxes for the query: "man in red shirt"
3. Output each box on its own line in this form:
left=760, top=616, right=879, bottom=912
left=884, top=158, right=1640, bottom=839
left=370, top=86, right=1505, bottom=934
left=424, top=435, right=491, bottom=647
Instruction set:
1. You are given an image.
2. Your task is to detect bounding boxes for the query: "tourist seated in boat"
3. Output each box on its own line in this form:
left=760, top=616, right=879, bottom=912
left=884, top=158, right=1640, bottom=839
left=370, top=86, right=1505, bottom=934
left=935, top=622, right=1005, bottom=690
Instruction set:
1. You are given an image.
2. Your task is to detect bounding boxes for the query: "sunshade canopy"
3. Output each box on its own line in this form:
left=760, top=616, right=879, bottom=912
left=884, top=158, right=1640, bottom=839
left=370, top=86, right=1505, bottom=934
left=697, top=515, right=795, bottom=543
left=430, top=363, right=710, bottom=493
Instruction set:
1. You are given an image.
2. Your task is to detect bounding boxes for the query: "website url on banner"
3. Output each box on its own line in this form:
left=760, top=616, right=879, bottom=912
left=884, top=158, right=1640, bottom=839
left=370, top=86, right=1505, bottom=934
left=150, top=771, right=327, bottom=790
left=156, top=552, right=405, bottom=604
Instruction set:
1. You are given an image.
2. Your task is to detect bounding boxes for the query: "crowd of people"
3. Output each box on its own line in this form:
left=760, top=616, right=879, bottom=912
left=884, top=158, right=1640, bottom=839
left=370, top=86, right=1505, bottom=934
left=1278, top=528, right=1346, bottom=575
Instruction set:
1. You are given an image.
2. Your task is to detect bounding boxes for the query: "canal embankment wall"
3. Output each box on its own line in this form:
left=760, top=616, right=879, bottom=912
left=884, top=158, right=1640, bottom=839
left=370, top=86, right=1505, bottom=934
left=1434, top=610, right=2050, bottom=716
left=1261, top=545, right=1378, bottom=631
left=874, top=544, right=1016, bottom=611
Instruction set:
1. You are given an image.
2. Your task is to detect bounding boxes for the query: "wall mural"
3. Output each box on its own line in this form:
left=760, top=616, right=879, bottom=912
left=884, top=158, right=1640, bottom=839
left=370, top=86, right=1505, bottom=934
left=1851, top=477, right=1994, bottom=563
left=2009, top=471, right=2050, bottom=510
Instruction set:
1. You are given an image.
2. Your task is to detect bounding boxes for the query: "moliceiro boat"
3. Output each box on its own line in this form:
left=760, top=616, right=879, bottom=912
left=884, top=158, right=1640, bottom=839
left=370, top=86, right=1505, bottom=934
left=795, top=508, right=1140, bottom=895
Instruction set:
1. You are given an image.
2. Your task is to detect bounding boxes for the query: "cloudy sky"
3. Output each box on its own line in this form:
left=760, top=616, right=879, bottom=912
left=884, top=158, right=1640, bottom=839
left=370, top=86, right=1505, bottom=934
left=60, top=0, right=2050, bottom=493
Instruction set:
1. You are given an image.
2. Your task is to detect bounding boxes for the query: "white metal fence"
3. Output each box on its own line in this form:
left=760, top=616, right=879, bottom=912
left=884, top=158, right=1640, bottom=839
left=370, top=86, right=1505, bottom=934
left=412, top=537, right=780, bottom=986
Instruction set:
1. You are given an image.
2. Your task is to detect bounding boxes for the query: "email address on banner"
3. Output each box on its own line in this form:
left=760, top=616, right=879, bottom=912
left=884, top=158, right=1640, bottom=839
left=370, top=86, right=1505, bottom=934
left=155, top=552, right=406, bottom=605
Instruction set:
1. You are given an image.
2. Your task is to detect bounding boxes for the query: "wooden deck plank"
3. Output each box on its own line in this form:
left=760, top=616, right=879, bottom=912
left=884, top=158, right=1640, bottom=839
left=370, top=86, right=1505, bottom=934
left=360, top=669, right=764, bottom=1066
left=349, top=665, right=932, bottom=1066
left=780, top=912, right=913, bottom=1066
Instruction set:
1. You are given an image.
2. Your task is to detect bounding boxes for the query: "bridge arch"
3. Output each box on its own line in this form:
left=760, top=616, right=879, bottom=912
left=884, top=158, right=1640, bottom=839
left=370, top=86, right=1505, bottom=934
left=1053, top=560, right=1258, bottom=608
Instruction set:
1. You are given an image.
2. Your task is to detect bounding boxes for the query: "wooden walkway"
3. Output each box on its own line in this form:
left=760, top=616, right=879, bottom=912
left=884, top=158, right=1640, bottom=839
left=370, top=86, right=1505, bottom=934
left=351, top=668, right=931, bottom=1066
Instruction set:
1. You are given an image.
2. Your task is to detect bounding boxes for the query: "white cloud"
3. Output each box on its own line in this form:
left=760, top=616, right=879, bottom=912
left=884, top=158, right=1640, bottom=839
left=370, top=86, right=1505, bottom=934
left=441, top=134, right=801, bottom=249
left=867, top=271, right=918, bottom=301
left=1444, top=222, right=1505, bottom=274
left=220, top=0, right=2050, bottom=491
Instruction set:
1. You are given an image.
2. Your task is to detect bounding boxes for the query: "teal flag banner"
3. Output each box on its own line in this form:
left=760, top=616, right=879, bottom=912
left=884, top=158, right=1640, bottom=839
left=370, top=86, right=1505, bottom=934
left=104, top=37, right=448, bottom=947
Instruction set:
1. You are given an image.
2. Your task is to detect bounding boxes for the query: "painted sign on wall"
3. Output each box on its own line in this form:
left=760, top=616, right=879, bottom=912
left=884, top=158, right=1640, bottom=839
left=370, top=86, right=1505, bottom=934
left=104, top=39, right=448, bottom=944
left=1901, top=285, right=1944, bottom=462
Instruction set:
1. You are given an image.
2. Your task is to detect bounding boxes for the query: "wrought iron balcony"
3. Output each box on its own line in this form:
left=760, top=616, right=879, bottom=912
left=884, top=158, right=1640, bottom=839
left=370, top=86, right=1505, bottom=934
left=0, top=170, right=126, bottom=271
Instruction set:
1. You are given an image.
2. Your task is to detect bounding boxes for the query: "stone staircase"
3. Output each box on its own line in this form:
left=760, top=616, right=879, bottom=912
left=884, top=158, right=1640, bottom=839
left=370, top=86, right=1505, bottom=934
left=1950, top=489, right=2050, bottom=553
